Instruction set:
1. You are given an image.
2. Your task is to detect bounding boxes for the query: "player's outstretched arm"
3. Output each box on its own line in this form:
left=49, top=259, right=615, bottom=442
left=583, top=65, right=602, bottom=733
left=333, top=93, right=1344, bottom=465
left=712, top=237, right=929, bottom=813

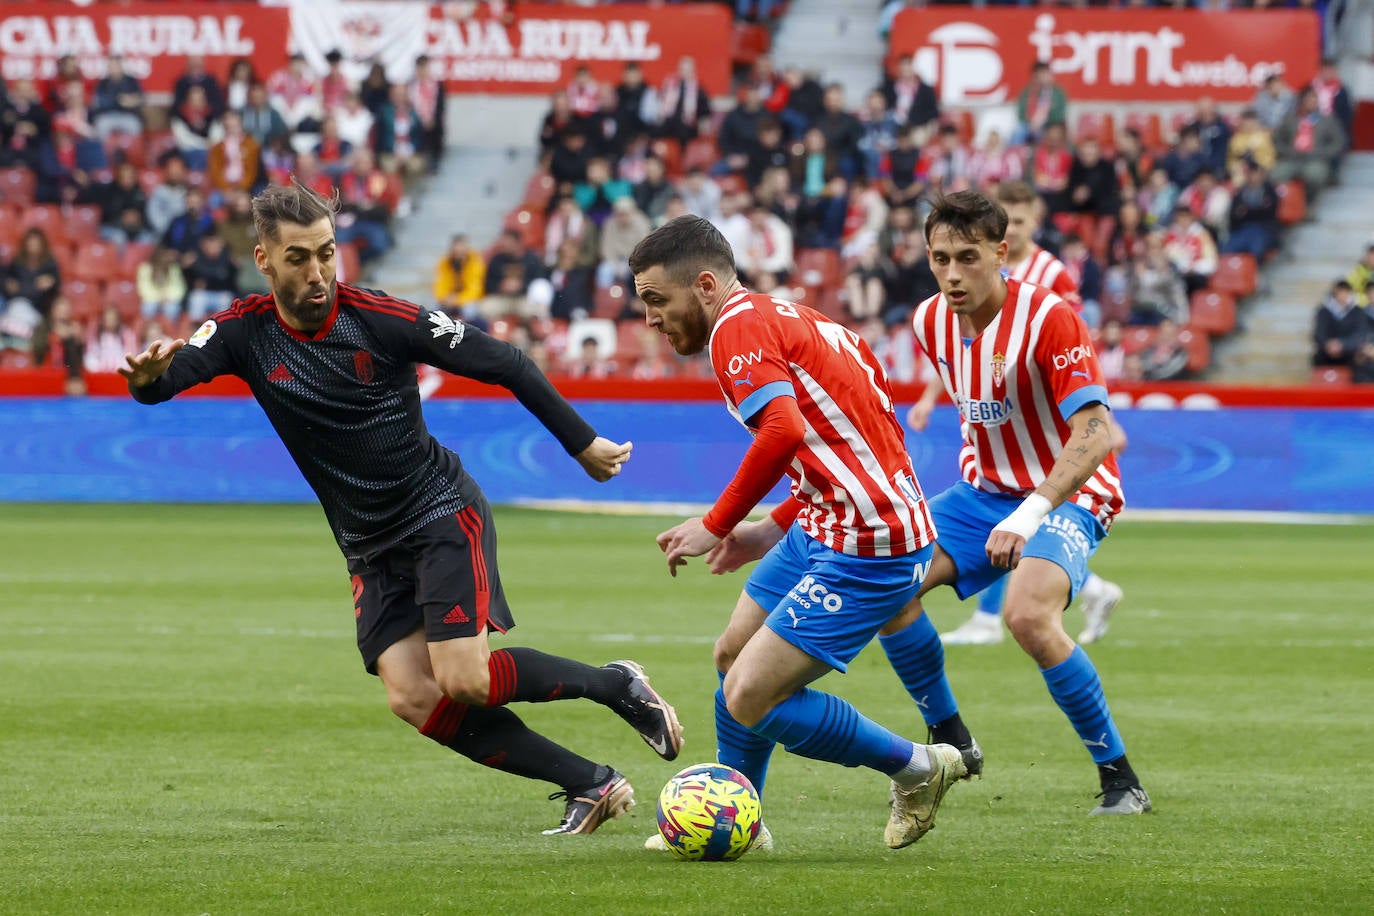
left=987, top=402, right=1114, bottom=569
left=705, top=496, right=799, bottom=574
left=656, top=517, right=722, bottom=578
left=575, top=437, right=632, bottom=481
left=119, top=338, right=186, bottom=388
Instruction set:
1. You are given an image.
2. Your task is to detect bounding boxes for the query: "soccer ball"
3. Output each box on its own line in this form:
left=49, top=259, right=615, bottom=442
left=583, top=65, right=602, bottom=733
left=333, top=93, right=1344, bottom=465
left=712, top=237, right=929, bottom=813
left=655, top=763, right=762, bottom=861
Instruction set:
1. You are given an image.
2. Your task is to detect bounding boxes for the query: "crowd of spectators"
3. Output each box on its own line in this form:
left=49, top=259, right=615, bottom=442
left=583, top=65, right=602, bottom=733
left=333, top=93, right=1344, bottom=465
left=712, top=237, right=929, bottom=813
left=429, top=33, right=1356, bottom=382
left=0, top=47, right=445, bottom=390
left=1312, top=245, right=1374, bottom=383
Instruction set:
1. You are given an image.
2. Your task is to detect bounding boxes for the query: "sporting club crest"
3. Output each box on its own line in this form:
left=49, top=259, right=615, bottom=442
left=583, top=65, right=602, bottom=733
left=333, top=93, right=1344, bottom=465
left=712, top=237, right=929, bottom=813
left=990, top=351, right=1006, bottom=386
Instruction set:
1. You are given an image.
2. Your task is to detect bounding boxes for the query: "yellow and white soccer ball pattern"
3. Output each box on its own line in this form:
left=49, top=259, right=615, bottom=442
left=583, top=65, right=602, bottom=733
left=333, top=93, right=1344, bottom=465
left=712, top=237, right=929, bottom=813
left=655, top=763, right=762, bottom=861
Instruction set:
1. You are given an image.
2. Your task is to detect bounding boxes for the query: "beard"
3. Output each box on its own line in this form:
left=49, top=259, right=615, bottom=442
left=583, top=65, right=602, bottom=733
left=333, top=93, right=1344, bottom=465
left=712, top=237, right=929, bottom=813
left=277, top=278, right=336, bottom=329
left=668, top=303, right=712, bottom=356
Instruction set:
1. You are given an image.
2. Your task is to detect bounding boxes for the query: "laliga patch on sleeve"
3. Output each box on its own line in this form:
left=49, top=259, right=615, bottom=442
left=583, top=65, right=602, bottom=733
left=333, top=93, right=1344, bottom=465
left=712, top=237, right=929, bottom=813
left=188, top=319, right=217, bottom=348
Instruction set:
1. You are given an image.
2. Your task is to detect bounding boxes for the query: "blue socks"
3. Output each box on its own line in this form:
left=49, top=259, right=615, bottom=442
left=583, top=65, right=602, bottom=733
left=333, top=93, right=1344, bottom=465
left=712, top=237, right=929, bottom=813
left=1042, top=645, right=1126, bottom=764
left=976, top=576, right=1007, bottom=615
left=751, top=687, right=913, bottom=775
left=714, top=678, right=775, bottom=797
left=878, top=613, right=960, bottom=726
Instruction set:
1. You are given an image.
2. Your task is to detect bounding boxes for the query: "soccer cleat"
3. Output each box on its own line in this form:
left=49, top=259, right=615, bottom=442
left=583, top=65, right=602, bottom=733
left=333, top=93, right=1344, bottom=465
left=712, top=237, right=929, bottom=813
left=1090, top=782, right=1152, bottom=816
left=957, top=736, right=984, bottom=779
left=604, top=659, right=684, bottom=761
left=1077, top=579, right=1124, bottom=644
left=885, top=744, right=968, bottom=849
left=939, top=612, right=1004, bottom=645
left=644, top=822, right=773, bottom=853
left=542, top=770, right=635, bottom=835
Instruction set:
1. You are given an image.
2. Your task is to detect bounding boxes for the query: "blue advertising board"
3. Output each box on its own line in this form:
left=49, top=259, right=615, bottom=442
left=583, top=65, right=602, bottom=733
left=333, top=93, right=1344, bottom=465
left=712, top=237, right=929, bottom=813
left=2, top=398, right=1372, bottom=514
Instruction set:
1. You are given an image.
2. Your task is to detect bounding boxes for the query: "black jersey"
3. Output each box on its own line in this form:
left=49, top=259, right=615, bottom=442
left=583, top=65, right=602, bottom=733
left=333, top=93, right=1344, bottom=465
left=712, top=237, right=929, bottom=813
left=130, top=283, right=597, bottom=560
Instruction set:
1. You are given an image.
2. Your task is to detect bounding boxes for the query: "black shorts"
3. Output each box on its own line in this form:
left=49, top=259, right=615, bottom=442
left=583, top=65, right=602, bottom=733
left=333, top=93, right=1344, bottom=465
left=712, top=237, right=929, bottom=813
left=347, top=496, right=514, bottom=675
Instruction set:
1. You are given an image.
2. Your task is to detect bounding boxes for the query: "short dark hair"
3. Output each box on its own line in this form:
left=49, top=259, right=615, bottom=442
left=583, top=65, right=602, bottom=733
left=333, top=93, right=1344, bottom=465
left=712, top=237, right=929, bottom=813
left=924, top=190, right=1009, bottom=245
left=993, top=179, right=1038, bottom=208
left=251, top=178, right=338, bottom=243
left=628, top=215, right=736, bottom=287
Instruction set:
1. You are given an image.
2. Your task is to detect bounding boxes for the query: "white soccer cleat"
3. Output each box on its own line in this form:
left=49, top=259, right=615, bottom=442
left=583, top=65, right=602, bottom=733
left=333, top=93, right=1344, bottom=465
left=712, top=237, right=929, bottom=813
left=1078, top=580, right=1124, bottom=644
left=645, top=822, right=773, bottom=853
left=939, top=612, right=1004, bottom=645
left=885, top=744, right=967, bottom=849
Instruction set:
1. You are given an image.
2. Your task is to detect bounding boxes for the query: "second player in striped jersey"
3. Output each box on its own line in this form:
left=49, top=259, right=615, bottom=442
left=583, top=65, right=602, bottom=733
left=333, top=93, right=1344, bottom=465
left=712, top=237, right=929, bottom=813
left=879, top=190, right=1151, bottom=816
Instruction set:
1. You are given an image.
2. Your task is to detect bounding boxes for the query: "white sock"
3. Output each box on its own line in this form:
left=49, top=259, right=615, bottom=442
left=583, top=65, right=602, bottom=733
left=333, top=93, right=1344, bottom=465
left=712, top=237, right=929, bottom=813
left=1081, top=572, right=1105, bottom=599
left=971, top=610, right=1000, bottom=626
left=892, top=744, right=934, bottom=789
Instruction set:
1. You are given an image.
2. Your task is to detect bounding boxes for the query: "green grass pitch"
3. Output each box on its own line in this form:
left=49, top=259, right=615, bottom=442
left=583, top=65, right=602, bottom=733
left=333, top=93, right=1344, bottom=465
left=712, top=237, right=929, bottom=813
left=2, top=504, right=1371, bottom=914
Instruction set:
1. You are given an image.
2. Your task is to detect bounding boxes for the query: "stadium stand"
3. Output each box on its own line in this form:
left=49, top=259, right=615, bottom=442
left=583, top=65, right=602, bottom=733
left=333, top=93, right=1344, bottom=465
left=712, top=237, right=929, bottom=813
left=0, top=0, right=1365, bottom=388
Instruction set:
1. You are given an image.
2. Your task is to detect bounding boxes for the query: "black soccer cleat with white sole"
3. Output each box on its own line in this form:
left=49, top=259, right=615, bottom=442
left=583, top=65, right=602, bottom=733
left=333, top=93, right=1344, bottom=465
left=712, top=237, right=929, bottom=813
left=604, top=659, right=684, bottom=761
left=542, top=769, right=636, bottom=835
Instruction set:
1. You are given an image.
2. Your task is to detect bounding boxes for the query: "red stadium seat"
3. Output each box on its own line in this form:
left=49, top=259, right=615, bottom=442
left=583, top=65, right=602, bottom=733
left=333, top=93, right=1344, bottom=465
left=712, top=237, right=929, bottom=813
left=67, top=205, right=104, bottom=245
left=593, top=283, right=628, bottom=320
left=120, top=240, right=156, bottom=280
left=104, top=278, right=142, bottom=323
left=0, top=167, right=37, bottom=204
left=730, top=23, right=771, bottom=68
left=1276, top=180, right=1307, bottom=225
left=1100, top=290, right=1132, bottom=325
left=1122, top=326, right=1157, bottom=355
left=652, top=138, right=682, bottom=177
left=1311, top=365, right=1353, bottom=385
left=795, top=248, right=841, bottom=290
left=71, top=240, right=122, bottom=283
left=1177, top=326, right=1211, bottom=374
left=681, top=136, right=720, bottom=174
left=1188, top=289, right=1236, bottom=336
left=1074, top=111, right=1116, bottom=146
left=1122, top=111, right=1164, bottom=152
left=615, top=320, right=646, bottom=364
left=522, top=172, right=556, bottom=210
left=503, top=206, right=545, bottom=251
left=63, top=279, right=104, bottom=323
left=337, top=241, right=362, bottom=285
left=1209, top=253, right=1258, bottom=298
left=21, top=205, right=67, bottom=245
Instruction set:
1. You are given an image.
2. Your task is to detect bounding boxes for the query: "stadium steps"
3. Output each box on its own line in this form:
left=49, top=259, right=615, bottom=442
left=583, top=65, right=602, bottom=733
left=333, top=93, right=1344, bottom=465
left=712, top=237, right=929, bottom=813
left=1210, top=152, right=1374, bottom=383
left=369, top=96, right=546, bottom=306
left=768, top=0, right=886, bottom=106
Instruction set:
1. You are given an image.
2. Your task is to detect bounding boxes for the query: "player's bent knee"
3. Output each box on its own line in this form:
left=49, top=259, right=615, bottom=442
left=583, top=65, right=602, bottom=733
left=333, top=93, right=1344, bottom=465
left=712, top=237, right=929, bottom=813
left=384, top=678, right=445, bottom=728
left=432, top=668, right=491, bottom=706
left=721, top=671, right=774, bottom=729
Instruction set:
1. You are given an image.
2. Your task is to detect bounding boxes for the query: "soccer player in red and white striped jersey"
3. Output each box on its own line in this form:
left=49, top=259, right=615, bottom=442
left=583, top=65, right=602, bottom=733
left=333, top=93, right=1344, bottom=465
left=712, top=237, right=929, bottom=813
left=880, top=190, right=1151, bottom=816
left=999, top=180, right=1081, bottom=307
left=634, top=215, right=974, bottom=850
left=908, top=180, right=1122, bottom=646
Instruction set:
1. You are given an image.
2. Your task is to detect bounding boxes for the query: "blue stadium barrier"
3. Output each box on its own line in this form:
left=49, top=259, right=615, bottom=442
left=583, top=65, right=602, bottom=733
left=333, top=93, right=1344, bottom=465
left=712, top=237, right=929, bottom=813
left=2, top=398, right=1372, bottom=514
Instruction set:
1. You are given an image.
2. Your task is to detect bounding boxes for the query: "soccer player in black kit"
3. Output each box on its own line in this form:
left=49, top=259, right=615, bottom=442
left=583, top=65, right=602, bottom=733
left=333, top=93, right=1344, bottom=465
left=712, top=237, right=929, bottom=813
left=119, top=181, right=683, bottom=836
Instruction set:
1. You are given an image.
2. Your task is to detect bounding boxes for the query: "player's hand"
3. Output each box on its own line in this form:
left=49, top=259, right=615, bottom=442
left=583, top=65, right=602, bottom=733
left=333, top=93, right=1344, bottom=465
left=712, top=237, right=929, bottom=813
left=118, top=338, right=186, bottom=387
left=576, top=437, right=632, bottom=482
left=906, top=399, right=934, bottom=432
left=656, top=517, right=722, bottom=578
left=705, top=517, right=784, bottom=574
left=984, top=530, right=1026, bottom=570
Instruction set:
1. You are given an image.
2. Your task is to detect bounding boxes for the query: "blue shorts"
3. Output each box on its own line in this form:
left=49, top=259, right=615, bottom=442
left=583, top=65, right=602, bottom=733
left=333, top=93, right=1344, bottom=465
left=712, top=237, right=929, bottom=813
left=744, top=524, right=936, bottom=672
left=929, top=482, right=1106, bottom=603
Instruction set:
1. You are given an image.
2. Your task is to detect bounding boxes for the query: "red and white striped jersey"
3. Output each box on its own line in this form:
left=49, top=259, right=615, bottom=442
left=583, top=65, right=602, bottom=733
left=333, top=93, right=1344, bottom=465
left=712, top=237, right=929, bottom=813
left=710, top=289, right=937, bottom=556
left=911, top=278, right=1124, bottom=524
left=1009, top=244, right=1080, bottom=306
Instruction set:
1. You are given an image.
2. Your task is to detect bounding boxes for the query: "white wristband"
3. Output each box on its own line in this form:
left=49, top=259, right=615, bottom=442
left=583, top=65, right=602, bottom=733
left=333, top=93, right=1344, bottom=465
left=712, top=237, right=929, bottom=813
left=993, top=493, right=1053, bottom=541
